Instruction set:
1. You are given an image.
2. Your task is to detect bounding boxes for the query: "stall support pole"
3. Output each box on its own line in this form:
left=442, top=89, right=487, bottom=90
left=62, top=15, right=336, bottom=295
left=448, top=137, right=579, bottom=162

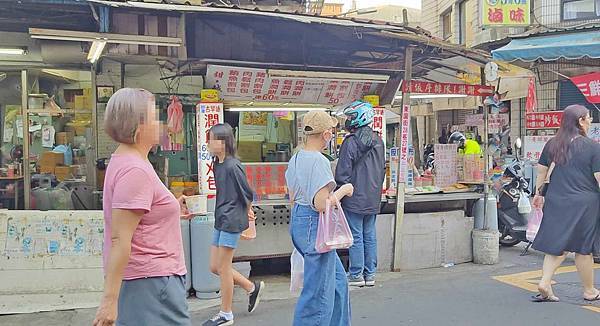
left=393, top=46, right=414, bottom=272
left=91, top=64, right=99, bottom=189
left=21, top=70, right=30, bottom=209
left=481, top=67, right=489, bottom=230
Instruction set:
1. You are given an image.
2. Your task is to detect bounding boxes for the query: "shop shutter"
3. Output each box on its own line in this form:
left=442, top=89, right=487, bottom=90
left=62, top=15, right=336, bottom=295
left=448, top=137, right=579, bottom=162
left=558, top=79, right=598, bottom=120
left=558, top=80, right=596, bottom=111
left=457, top=110, right=468, bottom=125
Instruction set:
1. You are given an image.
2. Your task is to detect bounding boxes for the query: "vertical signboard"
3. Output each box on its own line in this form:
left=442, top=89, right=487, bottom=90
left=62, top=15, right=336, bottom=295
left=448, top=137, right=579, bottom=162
left=389, top=147, right=399, bottom=192
left=398, top=105, right=411, bottom=184
left=371, top=106, right=387, bottom=149
left=196, top=103, right=224, bottom=196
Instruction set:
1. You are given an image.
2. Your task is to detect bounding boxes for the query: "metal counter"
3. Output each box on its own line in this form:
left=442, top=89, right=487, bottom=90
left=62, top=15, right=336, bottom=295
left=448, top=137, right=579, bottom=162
left=235, top=200, right=292, bottom=261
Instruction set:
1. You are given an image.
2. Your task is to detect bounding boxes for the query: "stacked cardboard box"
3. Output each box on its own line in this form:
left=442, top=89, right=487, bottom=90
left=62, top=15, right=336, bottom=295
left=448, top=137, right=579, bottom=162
left=39, top=152, right=64, bottom=174
left=54, top=166, right=78, bottom=181
left=55, top=131, right=75, bottom=145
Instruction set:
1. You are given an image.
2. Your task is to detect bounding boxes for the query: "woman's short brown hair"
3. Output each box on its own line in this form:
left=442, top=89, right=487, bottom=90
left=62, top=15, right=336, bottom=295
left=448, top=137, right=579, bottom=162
left=103, top=88, right=155, bottom=144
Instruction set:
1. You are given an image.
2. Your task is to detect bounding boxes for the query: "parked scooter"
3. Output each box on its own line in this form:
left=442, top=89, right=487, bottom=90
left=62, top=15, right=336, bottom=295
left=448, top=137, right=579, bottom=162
left=423, top=144, right=435, bottom=172
left=497, top=138, right=533, bottom=255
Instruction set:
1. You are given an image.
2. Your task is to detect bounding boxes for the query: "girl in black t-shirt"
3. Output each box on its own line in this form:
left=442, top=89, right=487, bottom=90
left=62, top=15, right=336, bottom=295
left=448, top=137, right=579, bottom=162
left=203, top=123, right=265, bottom=326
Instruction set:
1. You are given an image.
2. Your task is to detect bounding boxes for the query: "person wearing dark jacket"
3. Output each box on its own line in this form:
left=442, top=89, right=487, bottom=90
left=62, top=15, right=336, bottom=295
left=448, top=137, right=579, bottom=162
left=335, top=101, right=386, bottom=287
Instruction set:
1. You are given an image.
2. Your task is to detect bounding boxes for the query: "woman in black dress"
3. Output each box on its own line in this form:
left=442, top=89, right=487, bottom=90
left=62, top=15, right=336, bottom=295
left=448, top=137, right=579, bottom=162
left=532, top=105, right=600, bottom=302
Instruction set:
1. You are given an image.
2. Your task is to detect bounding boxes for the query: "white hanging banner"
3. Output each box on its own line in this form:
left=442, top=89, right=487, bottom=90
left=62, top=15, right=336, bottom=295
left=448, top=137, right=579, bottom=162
left=205, top=65, right=386, bottom=105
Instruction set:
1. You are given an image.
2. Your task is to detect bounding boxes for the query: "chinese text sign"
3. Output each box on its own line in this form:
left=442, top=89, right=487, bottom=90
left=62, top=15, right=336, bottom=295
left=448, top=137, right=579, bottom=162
left=206, top=65, right=385, bottom=105
left=569, top=72, right=600, bottom=104
left=197, top=103, right=224, bottom=196
left=525, top=111, right=563, bottom=129
left=482, top=0, right=531, bottom=27
left=370, top=106, right=387, bottom=150
left=403, top=81, right=494, bottom=96
left=434, top=144, right=458, bottom=188
left=398, top=105, right=411, bottom=184
left=523, top=136, right=552, bottom=161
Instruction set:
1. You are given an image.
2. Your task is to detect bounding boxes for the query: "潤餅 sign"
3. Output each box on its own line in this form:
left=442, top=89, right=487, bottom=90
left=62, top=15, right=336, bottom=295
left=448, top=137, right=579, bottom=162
left=482, top=0, right=531, bottom=27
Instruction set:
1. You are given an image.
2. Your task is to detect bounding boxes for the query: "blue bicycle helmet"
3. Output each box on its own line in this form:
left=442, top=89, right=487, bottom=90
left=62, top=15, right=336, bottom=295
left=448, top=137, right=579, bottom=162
left=343, top=101, right=374, bottom=129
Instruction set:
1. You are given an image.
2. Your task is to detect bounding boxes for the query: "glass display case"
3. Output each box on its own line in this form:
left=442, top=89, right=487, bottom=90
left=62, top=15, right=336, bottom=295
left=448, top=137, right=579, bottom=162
left=20, top=69, right=95, bottom=210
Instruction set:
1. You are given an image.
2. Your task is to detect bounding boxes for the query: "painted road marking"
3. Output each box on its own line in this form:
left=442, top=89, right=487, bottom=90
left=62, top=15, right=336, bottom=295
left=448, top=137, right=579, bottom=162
left=493, top=264, right=600, bottom=312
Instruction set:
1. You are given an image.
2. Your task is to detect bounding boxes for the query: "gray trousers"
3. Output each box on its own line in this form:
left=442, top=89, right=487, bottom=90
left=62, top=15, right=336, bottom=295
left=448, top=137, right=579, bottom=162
left=117, top=275, right=191, bottom=326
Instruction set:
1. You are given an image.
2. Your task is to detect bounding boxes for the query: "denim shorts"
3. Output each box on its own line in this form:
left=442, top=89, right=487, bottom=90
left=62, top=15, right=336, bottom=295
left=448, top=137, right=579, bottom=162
left=212, top=228, right=241, bottom=249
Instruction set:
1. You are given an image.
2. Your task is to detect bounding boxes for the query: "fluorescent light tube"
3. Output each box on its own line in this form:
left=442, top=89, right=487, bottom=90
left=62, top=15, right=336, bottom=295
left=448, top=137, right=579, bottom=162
left=0, top=47, right=26, bottom=55
left=87, top=40, right=106, bottom=63
left=29, top=28, right=182, bottom=47
left=227, top=107, right=329, bottom=112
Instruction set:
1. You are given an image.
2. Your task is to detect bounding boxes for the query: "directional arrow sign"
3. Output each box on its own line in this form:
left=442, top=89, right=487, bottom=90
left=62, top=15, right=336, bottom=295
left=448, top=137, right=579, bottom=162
left=403, top=80, right=495, bottom=97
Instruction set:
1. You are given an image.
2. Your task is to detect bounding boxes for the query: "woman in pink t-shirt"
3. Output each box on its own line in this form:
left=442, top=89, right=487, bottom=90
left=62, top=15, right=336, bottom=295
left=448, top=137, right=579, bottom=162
left=93, top=88, right=192, bottom=326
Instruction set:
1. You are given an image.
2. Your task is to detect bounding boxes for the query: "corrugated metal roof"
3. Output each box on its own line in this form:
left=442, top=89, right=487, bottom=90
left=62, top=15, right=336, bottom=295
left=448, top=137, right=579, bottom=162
left=90, top=0, right=412, bottom=30
left=87, top=0, right=489, bottom=60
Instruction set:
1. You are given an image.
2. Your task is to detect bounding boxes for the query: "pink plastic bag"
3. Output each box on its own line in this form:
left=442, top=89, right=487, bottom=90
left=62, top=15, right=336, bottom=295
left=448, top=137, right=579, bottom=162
left=526, top=208, right=543, bottom=242
left=315, top=199, right=354, bottom=253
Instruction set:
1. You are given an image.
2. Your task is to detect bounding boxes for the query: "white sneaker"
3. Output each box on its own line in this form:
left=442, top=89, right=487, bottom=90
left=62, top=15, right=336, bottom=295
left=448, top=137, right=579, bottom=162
left=348, top=276, right=365, bottom=287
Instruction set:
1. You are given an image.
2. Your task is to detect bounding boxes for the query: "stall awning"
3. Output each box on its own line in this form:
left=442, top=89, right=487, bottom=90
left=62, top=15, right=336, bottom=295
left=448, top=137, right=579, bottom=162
left=492, top=30, right=600, bottom=62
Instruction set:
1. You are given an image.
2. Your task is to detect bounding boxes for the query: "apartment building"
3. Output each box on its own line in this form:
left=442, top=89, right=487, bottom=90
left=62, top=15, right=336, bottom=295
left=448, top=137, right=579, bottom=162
left=421, top=0, right=600, bottom=142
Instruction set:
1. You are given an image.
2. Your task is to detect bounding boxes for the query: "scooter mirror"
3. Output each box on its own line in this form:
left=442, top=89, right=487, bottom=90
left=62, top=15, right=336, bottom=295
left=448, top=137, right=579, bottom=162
left=515, top=138, right=522, bottom=150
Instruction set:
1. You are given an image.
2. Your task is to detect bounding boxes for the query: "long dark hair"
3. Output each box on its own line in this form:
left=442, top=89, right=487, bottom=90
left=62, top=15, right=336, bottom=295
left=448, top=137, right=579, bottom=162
left=209, top=123, right=237, bottom=158
left=548, top=105, right=589, bottom=165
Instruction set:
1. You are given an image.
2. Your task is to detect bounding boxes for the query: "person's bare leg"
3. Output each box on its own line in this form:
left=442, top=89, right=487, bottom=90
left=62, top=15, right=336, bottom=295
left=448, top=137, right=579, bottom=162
left=233, top=268, right=254, bottom=293
left=538, top=253, right=566, bottom=300
left=210, top=246, right=254, bottom=293
left=209, top=246, right=220, bottom=275
left=575, top=253, right=600, bottom=300
left=218, top=247, right=236, bottom=313
left=211, top=246, right=253, bottom=293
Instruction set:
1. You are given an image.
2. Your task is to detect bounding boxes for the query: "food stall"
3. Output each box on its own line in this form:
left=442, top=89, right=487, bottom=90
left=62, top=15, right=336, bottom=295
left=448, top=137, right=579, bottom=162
left=197, top=64, right=390, bottom=260
left=385, top=73, right=501, bottom=270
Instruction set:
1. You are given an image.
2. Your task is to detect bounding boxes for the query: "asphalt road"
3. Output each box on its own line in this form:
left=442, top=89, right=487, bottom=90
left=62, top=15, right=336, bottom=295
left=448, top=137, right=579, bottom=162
left=2, top=245, right=600, bottom=326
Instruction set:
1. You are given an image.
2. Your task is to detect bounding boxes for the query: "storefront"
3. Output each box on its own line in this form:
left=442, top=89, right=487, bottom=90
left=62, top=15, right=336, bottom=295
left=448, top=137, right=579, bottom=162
left=492, top=26, right=600, bottom=165
left=0, top=28, right=184, bottom=211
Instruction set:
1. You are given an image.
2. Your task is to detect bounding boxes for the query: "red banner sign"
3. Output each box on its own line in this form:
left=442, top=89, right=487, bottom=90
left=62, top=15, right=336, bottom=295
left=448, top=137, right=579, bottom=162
left=526, top=111, right=563, bottom=129
left=402, top=81, right=494, bottom=96
left=569, top=72, right=600, bottom=104
left=526, top=77, right=537, bottom=112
